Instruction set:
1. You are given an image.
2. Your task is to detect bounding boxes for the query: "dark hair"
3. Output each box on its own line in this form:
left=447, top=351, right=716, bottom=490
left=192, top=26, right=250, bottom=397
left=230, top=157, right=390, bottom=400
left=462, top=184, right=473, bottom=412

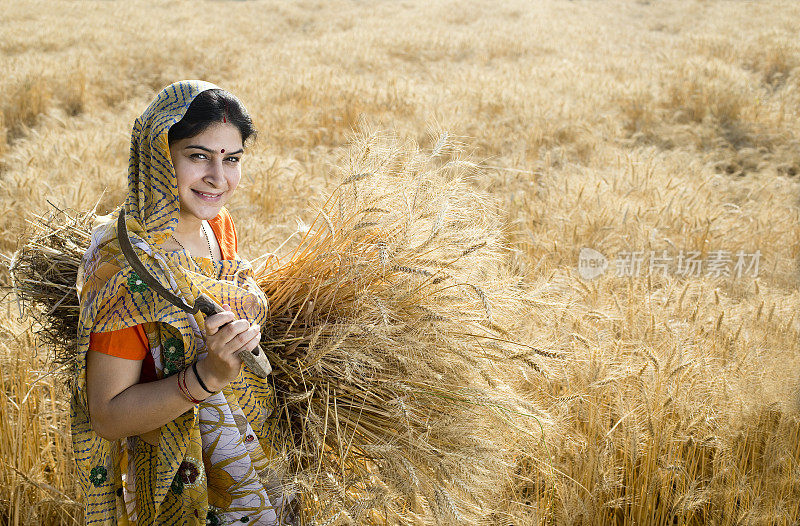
left=167, top=88, right=257, bottom=146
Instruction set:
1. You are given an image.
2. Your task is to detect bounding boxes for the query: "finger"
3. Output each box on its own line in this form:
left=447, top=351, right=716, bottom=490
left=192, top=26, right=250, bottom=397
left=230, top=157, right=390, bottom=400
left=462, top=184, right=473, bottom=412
left=234, top=329, right=262, bottom=358
left=216, top=319, right=254, bottom=345
left=225, top=323, right=261, bottom=357
left=205, top=312, right=237, bottom=335
left=206, top=305, right=234, bottom=334
left=206, top=319, right=250, bottom=351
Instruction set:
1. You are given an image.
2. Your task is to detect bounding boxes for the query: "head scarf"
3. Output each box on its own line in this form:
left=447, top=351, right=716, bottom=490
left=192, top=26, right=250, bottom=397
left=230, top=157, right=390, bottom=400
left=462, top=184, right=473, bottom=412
left=72, top=80, right=289, bottom=525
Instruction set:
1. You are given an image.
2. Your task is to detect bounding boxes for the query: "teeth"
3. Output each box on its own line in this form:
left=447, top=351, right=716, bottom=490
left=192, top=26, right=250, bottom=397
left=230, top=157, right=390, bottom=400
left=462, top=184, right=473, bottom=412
left=195, top=191, right=220, bottom=198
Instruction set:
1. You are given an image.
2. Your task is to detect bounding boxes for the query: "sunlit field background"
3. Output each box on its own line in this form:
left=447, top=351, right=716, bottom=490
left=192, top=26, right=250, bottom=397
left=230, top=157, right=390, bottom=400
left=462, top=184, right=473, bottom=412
left=1, top=0, right=800, bottom=524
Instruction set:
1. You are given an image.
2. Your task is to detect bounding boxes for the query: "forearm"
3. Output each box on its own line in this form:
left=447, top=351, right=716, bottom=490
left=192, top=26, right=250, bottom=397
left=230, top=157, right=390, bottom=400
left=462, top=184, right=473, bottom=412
left=90, top=369, right=207, bottom=441
left=86, top=311, right=257, bottom=442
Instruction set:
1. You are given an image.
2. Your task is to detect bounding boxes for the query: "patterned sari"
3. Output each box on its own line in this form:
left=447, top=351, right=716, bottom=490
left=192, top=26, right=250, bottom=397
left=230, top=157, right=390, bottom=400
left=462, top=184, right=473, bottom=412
left=72, top=80, right=291, bottom=525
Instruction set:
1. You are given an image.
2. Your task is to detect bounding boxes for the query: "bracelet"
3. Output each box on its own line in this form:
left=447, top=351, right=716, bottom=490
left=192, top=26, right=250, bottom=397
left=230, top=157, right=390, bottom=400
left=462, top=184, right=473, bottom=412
left=191, top=362, right=215, bottom=395
left=177, top=368, right=202, bottom=404
left=176, top=369, right=192, bottom=403
left=181, top=369, right=203, bottom=404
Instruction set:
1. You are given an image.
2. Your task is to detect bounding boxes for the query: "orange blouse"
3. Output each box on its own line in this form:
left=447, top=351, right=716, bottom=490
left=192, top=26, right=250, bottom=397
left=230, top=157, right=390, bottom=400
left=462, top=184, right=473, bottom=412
left=89, top=208, right=239, bottom=381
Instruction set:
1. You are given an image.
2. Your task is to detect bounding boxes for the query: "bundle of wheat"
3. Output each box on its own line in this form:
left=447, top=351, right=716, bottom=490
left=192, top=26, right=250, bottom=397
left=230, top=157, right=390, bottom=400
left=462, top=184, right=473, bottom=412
left=6, top=205, right=96, bottom=370
left=7, top=131, right=555, bottom=525
left=252, top=131, right=556, bottom=524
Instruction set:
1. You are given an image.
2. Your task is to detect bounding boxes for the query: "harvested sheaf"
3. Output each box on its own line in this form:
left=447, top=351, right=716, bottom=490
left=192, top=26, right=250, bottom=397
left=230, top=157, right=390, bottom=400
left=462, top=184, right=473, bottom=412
left=7, top=132, right=556, bottom=524
left=6, top=204, right=95, bottom=368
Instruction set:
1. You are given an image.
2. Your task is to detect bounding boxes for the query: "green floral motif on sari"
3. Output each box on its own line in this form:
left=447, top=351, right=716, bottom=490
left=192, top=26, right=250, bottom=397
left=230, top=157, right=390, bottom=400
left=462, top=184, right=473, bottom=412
left=127, top=271, right=148, bottom=293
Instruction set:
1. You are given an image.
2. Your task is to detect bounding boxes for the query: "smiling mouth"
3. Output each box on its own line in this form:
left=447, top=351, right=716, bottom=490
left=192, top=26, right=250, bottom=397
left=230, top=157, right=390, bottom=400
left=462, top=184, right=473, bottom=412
left=192, top=190, right=223, bottom=200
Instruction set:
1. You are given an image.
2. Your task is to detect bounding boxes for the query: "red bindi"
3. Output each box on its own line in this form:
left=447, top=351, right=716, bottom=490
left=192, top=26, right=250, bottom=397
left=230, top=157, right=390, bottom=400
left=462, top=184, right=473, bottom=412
left=220, top=148, right=225, bottom=153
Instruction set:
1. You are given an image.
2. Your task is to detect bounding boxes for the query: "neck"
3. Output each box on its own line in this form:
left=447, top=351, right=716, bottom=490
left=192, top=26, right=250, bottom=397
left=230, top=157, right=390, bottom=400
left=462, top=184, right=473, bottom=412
left=168, top=214, right=216, bottom=260
left=173, top=214, right=204, bottom=239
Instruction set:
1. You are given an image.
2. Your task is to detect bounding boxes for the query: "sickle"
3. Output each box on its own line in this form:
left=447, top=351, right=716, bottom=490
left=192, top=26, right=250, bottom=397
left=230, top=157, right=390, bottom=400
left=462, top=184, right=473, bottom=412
left=116, top=209, right=272, bottom=379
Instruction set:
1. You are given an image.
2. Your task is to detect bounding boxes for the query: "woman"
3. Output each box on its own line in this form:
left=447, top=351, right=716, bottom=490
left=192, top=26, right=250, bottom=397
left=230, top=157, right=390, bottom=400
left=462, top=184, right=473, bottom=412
left=73, top=80, right=293, bottom=525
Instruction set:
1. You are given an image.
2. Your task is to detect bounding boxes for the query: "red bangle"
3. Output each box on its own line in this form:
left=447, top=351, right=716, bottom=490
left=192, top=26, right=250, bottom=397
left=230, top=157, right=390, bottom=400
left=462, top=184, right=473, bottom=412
left=184, top=369, right=203, bottom=404
left=177, top=369, right=202, bottom=404
left=176, top=369, right=191, bottom=402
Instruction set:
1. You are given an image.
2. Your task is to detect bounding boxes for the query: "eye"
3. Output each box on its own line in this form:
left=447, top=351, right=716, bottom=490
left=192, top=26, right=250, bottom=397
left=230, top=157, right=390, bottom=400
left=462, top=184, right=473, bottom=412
left=190, top=153, right=208, bottom=160
left=225, top=156, right=241, bottom=163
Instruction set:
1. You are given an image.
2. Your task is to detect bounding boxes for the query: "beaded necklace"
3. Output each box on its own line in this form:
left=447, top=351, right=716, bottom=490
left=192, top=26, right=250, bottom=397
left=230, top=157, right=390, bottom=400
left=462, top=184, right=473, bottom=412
left=171, top=222, right=215, bottom=260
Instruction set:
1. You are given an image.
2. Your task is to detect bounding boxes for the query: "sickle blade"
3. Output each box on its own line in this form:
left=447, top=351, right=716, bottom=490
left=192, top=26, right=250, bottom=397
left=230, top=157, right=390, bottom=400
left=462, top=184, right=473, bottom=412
left=117, top=209, right=198, bottom=314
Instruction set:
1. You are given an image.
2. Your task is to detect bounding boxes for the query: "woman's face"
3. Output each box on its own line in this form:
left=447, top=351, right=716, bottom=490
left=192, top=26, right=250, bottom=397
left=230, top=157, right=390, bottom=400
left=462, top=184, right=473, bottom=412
left=168, top=122, right=244, bottom=225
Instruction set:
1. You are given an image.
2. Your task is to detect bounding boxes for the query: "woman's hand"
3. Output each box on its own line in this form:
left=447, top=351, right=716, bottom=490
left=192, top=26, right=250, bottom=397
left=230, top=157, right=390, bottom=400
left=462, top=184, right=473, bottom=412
left=196, top=303, right=261, bottom=392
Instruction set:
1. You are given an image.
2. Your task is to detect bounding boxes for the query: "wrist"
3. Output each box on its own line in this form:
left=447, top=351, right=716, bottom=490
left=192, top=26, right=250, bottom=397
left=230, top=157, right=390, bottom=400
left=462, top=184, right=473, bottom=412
left=196, top=358, right=225, bottom=393
left=191, top=361, right=215, bottom=395
left=177, top=368, right=203, bottom=404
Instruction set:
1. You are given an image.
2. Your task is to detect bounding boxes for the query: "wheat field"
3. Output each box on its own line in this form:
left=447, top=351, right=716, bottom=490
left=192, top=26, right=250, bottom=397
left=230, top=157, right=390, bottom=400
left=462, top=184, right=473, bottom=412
left=1, top=0, right=800, bottom=524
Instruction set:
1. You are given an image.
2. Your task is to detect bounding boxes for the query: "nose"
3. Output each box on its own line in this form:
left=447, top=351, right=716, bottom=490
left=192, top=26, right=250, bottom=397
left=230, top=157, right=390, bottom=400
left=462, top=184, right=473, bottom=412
left=204, top=157, right=226, bottom=187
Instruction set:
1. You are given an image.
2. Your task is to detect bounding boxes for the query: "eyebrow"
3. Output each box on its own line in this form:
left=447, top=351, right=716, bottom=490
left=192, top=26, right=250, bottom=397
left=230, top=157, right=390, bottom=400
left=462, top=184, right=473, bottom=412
left=184, top=145, right=244, bottom=155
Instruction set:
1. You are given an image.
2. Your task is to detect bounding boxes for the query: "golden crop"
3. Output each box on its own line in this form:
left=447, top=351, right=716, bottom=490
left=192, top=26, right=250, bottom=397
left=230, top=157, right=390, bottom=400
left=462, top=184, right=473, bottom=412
left=1, top=0, right=798, bottom=524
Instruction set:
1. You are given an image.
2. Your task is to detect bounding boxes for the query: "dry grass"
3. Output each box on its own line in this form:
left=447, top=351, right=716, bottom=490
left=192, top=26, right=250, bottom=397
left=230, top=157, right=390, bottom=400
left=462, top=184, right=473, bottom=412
left=1, top=0, right=799, bottom=524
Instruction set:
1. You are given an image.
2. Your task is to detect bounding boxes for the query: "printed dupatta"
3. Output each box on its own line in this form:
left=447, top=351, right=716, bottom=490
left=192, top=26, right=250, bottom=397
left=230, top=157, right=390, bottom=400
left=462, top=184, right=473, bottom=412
left=71, top=80, right=289, bottom=525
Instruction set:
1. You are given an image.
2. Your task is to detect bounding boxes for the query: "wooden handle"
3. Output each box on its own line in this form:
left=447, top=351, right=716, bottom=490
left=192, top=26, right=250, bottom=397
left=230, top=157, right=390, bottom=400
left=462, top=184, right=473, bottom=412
left=195, top=293, right=272, bottom=379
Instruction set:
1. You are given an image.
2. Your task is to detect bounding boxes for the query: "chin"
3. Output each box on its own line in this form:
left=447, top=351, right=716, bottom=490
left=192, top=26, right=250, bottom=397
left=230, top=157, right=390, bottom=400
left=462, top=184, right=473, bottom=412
left=180, top=204, right=225, bottom=223
left=197, top=207, right=224, bottom=220
left=181, top=193, right=228, bottom=220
